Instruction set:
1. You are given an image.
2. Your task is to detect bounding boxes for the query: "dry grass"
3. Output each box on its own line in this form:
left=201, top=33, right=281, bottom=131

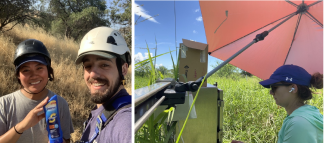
left=0, top=24, right=132, bottom=141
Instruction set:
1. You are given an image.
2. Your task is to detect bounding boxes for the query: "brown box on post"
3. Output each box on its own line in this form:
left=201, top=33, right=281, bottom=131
left=178, top=39, right=208, bottom=88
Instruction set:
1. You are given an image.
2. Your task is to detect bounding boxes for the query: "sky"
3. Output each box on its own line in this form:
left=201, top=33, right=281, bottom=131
left=134, top=1, right=222, bottom=72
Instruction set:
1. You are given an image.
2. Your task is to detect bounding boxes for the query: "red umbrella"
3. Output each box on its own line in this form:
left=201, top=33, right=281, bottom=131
left=200, top=1, right=323, bottom=80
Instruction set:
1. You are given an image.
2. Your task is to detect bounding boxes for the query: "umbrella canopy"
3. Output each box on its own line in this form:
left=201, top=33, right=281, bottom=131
left=200, top=1, right=323, bottom=80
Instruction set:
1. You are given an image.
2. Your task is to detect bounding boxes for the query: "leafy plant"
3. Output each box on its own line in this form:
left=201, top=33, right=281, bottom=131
left=157, top=65, right=168, bottom=76
left=170, top=47, right=180, bottom=81
left=145, top=41, right=157, bottom=86
left=211, top=61, right=241, bottom=79
left=135, top=39, right=180, bottom=142
left=135, top=51, right=174, bottom=69
left=136, top=108, right=177, bottom=143
left=158, top=71, right=164, bottom=80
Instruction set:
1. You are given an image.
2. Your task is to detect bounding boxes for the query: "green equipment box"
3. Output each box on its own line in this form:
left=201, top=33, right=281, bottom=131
left=176, top=84, right=224, bottom=143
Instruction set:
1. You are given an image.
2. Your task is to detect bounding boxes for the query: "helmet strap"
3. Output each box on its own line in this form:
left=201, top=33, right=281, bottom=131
left=23, top=87, right=46, bottom=94
left=119, top=53, right=131, bottom=66
left=22, top=80, right=48, bottom=94
left=48, top=65, right=54, bottom=81
left=116, top=56, right=125, bottom=85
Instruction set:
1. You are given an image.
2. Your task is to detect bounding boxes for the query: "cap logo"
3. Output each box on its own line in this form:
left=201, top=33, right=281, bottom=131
left=89, top=41, right=94, bottom=44
left=286, top=77, right=292, bottom=81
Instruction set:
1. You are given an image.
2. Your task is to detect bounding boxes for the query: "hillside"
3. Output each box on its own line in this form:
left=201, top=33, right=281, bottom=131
left=0, top=24, right=132, bottom=141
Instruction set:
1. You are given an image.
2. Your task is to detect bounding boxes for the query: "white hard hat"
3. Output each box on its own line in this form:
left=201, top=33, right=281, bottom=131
left=75, top=27, right=130, bottom=65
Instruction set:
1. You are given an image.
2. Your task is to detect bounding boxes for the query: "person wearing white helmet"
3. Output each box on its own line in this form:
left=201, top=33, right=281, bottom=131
left=75, top=27, right=131, bottom=143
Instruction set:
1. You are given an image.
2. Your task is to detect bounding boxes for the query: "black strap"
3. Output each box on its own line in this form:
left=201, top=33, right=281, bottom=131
left=14, top=125, right=23, bottom=134
left=103, top=104, right=131, bottom=126
left=82, top=104, right=131, bottom=132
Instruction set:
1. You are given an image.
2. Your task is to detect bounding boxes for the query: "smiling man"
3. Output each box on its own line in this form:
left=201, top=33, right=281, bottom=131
left=75, top=27, right=131, bottom=143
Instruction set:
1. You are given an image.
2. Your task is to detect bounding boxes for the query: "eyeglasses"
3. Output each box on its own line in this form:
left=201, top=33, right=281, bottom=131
left=270, top=83, right=292, bottom=93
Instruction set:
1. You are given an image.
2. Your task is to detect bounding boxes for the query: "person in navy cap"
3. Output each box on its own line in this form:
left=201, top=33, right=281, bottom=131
left=233, top=65, right=323, bottom=143
left=0, top=39, right=74, bottom=143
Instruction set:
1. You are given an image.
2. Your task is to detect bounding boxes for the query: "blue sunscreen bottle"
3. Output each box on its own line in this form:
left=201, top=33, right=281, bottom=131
left=43, top=95, right=63, bottom=143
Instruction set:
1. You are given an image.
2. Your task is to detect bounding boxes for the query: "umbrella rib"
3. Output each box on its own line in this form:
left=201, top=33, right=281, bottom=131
left=307, top=0, right=322, bottom=8
left=211, top=12, right=296, bottom=53
left=285, top=0, right=298, bottom=7
left=284, top=13, right=302, bottom=65
left=305, top=12, right=323, bottom=27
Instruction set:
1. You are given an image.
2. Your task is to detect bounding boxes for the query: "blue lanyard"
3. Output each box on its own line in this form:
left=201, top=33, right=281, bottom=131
left=83, top=113, right=107, bottom=143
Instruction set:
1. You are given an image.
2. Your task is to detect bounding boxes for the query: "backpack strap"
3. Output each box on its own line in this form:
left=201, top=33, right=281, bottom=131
left=79, top=95, right=131, bottom=143
left=103, top=104, right=131, bottom=126
left=95, top=96, right=131, bottom=135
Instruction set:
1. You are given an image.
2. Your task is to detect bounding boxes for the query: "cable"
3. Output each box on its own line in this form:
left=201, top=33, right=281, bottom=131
left=174, top=0, right=177, bottom=59
left=178, top=122, right=184, bottom=143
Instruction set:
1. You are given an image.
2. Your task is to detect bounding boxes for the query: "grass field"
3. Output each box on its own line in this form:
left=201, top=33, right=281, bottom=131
left=0, top=24, right=132, bottom=141
left=135, top=75, right=323, bottom=143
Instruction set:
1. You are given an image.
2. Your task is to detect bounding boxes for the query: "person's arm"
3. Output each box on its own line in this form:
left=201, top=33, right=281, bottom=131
left=0, top=123, right=25, bottom=143
left=0, top=97, right=49, bottom=143
left=283, top=116, right=317, bottom=143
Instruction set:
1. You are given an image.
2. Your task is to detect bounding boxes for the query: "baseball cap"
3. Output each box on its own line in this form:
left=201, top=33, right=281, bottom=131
left=15, top=54, right=48, bottom=71
left=259, top=65, right=312, bottom=88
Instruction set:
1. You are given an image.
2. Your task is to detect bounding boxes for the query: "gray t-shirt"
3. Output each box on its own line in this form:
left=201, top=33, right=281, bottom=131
left=0, top=90, right=74, bottom=143
left=80, top=89, right=131, bottom=143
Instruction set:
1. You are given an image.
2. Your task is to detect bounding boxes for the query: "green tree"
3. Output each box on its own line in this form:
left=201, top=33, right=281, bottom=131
left=0, top=0, right=38, bottom=32
left=157, top=65, right=168, bottom=75
left=49, top=0, right=109, bottom=40
left=211, top=61, right=240, bottom=78
left=241, top=70, right=253, bottom=77
left=135, top=59, right=150, bottom=77
left=108, top=0, right=131, bottom=49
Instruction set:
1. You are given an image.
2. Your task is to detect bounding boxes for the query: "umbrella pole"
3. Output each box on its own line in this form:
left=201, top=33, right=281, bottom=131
left=175, top=12, right=298, bottom=92
left=206, top=12, right=297, bottom=79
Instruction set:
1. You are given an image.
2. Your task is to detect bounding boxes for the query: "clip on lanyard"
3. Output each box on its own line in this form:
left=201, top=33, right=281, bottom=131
left=78, top=113, right=107, bottom=143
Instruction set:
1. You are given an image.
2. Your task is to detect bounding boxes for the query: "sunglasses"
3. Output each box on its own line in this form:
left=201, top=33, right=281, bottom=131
left=270, top=83, right=292, bottom=93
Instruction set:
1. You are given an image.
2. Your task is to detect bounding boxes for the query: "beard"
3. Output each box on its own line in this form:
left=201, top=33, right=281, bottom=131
left=87, top=76, right=121, bottom=104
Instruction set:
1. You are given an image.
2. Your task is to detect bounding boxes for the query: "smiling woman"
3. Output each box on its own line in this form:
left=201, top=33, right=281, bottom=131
left=0, top=39, right=74, bottom=143
left=19, top=61, right=48, bottom=97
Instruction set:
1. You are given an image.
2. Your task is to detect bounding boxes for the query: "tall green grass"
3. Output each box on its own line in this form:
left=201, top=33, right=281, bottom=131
left=135, top=42, right=178, bottom=143
left=135, top=75, right=323, bottom=143
left=169, top=47, right=179, bottom=81
left=208, top=76, right=323, bottom=143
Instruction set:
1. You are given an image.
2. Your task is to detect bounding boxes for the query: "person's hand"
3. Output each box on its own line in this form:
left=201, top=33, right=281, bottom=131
left=16, top=97, right=49, bottom=132
left=231, top=140, right=244, bottom=143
